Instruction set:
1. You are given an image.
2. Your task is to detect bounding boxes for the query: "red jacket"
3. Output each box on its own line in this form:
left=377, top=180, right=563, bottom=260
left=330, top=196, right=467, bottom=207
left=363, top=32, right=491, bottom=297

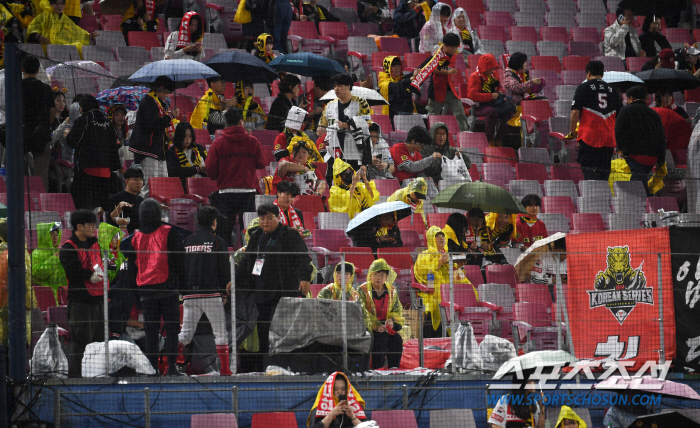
left=432, top=51, right=461, bottom=103
left=467, top=54, right=501, bottom=104
left=651, top=107, right=692, bottom=162
left=516, top=215, right=548, bottom=248
left=206, top=126, right=266, bottom=190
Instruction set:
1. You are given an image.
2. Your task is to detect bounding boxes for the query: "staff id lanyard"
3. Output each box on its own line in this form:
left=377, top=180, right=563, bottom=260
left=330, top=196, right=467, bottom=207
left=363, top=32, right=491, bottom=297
left=252, top=237, right=273, bottom=276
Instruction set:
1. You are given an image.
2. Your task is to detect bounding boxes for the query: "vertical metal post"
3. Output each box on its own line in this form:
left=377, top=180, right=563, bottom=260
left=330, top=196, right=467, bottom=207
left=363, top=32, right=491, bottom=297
left=0, top=346, right=6, bottom=428
left=402, top=385, right=408, bottom=410
left=554, top=253, right=562, bottom=351
left=556, top=255, right=574, bottom=356
left=5, top=42, right=26, bottom=383
left=340, top=254, right=348, bottom=371
left=230, top=255, right=237, bottom=375
left=231, top=386, right=239, bottom=418
left=144, top=388, right=151, bottom=428
left=418, top=298, right=424, bottom=368
left=54, top=389, right=61, bottom=428
left=449, top=253, right=456, bottom=374
left=103, top=251, right=110, bottom=377
left=657, top=253, right=665, bottom=364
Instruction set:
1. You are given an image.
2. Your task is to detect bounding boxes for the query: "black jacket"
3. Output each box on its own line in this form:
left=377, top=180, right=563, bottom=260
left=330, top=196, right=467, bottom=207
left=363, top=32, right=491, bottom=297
left=385, top=74, right=417, bottom=119
left=20, top=78, right=53, bottom=153
left=129, top=94, right=176, bottom=161
left=393, top=0, right=425, bottom=39
left=265, top=95, right=295, bottom=132
left=639, top=31, right=672, bottom=57
left=182, top=226, right=230, bottom=298
left=302, top=2, right=339, bottom=29
left=165, top=143, right=208, bottom=192
left=66, top=109, right=122, bottom=172
left=615, top=100, right=667, bottom=163
left=241, top=222, right=313, bottom=303
left=349, top=222, right=402, bottom=255
left=59, top=232, right=102, bottom=305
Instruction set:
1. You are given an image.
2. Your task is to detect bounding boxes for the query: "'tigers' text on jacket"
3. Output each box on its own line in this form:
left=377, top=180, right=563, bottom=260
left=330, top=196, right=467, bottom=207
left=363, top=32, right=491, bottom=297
left=185, top=244, right=213, bottom=252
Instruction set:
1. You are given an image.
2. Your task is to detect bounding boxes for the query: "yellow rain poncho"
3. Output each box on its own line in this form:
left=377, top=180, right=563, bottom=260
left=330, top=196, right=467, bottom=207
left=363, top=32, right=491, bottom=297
left=190, top=88, right=224, bottom=130
left=356, top=259, right=405, bottom=332
left=555, top=406, right=587, bottom=428
left=415, top=226, right=475, bottom=330
left=27, top=9, right=90, bottom=57
left=317, top=262, right=359, bottom=301
left=609, top=158, right=668, bottom=195
left=387, top=177, right=427, bottom=224
left=329, top=158, right=379, bottom=220
left=377, top=55, right=416, bottom=116
left=287, top=134, right=324, bottom=164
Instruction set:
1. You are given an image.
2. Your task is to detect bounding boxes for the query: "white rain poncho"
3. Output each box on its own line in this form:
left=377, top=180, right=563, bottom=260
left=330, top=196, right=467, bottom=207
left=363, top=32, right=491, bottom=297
left=448, top=7, right=483, bottom=55
left=419, top=2, right=451, bottom=54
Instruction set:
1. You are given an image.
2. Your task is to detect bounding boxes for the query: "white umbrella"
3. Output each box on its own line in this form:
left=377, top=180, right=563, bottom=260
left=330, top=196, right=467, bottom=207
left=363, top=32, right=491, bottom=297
left=321, top=86, right=389, bottom=106
left=493, top=350, right=577, bottom=380
left=513, top=232, right=566, bottom=283
left=581, top=72, right=644, bottom=91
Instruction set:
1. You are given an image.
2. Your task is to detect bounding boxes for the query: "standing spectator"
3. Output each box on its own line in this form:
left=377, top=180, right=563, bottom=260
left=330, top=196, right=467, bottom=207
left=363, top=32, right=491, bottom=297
left=420, top=33, right=470, bottom=132
left=129, top=76, right=180, bottom=198
left=675, top=44, right=700, bottom=78
left=164, top=11, right=204, bottom=60
left=615, top=85, right=666, bottom=195
left=377, top=56, right=418, bottom=120
left=32, top=222, right=66, bottom=302
left=178, top=206, right=232, bottom=376
left=59, top=210, right=104, bottom=377
left=516, top=194, right=548, bottom=249
left=603, top=4, right=644, bottom=60
left=570, top=60, right=622, bottom=181
left=34, top=89, right=69, bottom=191
left=420, top=121, right=471, bottom=184
left=418, top=2, right=450, bottom=54
left=20, top=55, right=52, bottom=175
left=503, top=53, right=546, bottom=107
left=52, top=99, right=81, bottom=191
left=651, top=105, right=692, bottom=163
left=66, top=95, right=121, bottom=210
left=166, top=122, right=208, bottom=192
left=239, top=204, right=313, bottom=372
left=639, top=15, right=671, bottom=57
left=206, top=108, right=266, bottom=246
left=300, top=0, right=339, bottom=30
left=654, top=86, right=689, bottom=120
left=393, top=0, right=426, bottom=39
left=448, top=8, right=482, bottom=57
left=129, top=199, right=186, bottom=376
left=26, top=0, right=96, bottom=57
left=389, top=125, right=436, bottom=184
left=253, top=33, right=277, bottom=64
left=367, top=123, right=395, bottom=179
left=108, top=104, right=128, bottom=148
left=273, top=0, right=292, bottom=54
left=233, top=79, right=267, bottom=130
left=266, top=74, right=307, bottom=132
left=329, top=160, right=378, bottom=219
left=467, top=53, right=515, bottom=147
left=191, top=76, right=233, bottom=135
left=106, top=167, right=144, bottom=234
left=357, top=259, right=404, bottom=369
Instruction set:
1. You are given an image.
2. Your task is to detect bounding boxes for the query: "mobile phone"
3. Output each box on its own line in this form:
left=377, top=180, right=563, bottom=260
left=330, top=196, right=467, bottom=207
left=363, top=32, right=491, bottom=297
left=338, top=394, right=347, bottom=402
left=376, top=154, right=382, bottom=160
left=618, top=14, right=626, bottom=22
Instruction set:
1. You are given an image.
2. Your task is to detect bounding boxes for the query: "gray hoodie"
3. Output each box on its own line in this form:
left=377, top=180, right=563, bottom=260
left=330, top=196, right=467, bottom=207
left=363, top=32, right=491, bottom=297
left=420, top=121, right=471, bottom=183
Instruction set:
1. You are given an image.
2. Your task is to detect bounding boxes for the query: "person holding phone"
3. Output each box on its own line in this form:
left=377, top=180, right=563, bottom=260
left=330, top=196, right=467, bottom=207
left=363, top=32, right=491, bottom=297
left=307, top=372, right=366, bottom=427
left=603, top=4, right=644, bottom=60
left=164, top=11, right=205, bottom=60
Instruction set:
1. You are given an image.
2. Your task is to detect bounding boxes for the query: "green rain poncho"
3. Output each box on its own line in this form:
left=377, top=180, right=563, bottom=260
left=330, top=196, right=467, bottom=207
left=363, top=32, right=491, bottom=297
left=97, top=223, right=125, bottom=283
left=356, top=258, right=405, bottom=332
left=31, top=222, right=66, bottom=301
left=317, top=262, right=359, bottom=301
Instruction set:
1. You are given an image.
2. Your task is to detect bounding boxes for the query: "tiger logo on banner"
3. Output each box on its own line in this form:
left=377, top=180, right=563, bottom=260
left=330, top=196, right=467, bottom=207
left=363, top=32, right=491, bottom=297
left=588, top=246, right=653, bottom=325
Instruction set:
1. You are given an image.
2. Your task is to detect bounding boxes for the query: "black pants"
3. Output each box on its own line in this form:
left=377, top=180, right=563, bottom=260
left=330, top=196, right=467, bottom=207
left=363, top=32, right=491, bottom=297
left=214, top=192, right=255, bottom=247
left=577, top=141, right=614, bottom=182
left=240, top=300, right=278, bottom=373
left=71, top=169, right=113, bottom=210
left=68, top=301, right=104, bottom=377
left=371, top=330, right=403, bottom=369
left=423, top=312, right=442, bottom=339
left=625, top=157, right=654, bottom=196
left=142, top=294, right=180, bottom=373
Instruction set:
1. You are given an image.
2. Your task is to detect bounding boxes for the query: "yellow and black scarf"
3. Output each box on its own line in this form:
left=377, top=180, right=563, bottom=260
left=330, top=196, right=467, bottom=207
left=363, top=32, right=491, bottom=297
left=255, top=33, right=276, bottom=63
left=176, top=144, right=205, bottom=168
left=235, top=79, right=260, bottom=120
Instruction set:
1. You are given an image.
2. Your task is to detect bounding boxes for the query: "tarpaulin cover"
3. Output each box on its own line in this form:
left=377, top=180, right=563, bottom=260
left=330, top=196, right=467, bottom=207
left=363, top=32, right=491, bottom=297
left=82, top=340, right=156, bottom=377
left=269, top=297, right=372, bottom=354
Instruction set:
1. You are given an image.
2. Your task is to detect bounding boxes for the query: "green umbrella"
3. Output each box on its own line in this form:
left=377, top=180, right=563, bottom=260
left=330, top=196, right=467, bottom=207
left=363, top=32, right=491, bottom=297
left=431, top=182, right=527, bottom=215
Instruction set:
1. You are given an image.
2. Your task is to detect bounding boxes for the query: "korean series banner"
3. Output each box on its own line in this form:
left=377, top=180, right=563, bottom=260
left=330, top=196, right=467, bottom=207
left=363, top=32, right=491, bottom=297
left=671, top=227, right=700, bottom=372
left=566, top=228, right=675, bottom=370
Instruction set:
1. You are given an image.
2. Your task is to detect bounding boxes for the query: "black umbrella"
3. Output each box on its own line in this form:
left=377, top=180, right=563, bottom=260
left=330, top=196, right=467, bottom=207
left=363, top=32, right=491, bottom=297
left=269, top=52, right=346, bottom=78
left=203, top=51, right=280, bottom=84
left=627, top=411, right=700, bottom=428
left=635, top=68, right=700, bottom=93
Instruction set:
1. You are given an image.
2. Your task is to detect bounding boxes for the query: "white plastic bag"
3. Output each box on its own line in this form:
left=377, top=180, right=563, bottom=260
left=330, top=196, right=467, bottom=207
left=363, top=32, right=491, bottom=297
left=82, top=340, right=156, bottom=377
left=445, top=322, right=483, bottom=371
left=441, top=153, right=471, bottom=181
left=479, top=334, right=517, bottom=372
left=30, top=325, right=68, bottom=379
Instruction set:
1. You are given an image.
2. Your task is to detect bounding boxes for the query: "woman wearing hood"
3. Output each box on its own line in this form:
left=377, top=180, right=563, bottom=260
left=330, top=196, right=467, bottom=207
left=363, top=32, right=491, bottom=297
left=555, top=406, right=586, bottom=428
left=467, top=53, right=513, bottom=147
left=348, top=211, right=403, bottom=255
left=232, top=78, right=266, bottom=129
left=31, top=222, right=66, bottom=302
left=420, top=121, right=471, bottom=184
left=377, top=56, right=418, bottom=119
left=26, top=0, right=95, bottom=57
left=307, top=371, right=366, bottom=427
left=329, top=159, right=378, bottom=219
left=415, top=225, right=476, bottom=337
left=387, top=177, right=427, bottom=225
left=317, top=262, right=359, bottom=301
left=97, top=222, right=125, bottom=283
left=253, top=33, right=277, bottom=63
left=357, top=258, right=405, bottom=369
left=448, top=7, right=482, bottom=56
left=419, top=2, right=452, bottom=54
left=164, top=11, right=204, bottom=60
left=367, top=123, right=395, bottom=179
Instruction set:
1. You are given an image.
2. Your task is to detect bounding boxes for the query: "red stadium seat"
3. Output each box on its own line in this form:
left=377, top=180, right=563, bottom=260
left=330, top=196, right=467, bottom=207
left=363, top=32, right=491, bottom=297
left=531, top=56, right=562, bottom=73
left=427, top=213, right=451, bottom=228
left=127, top=32, right=161, bottom=50
left=404, top=52, right=430, bottom=69
left=572, top=27, right=600, bottom=43
left=646, top=197, right=679, bottom=213
left=438, top=283, right=493, bottom=341
left=371, top=410, right=419, bottom=428
left=513, top=302, right=562, bottom=351
left=463, top=264, right=484, bottom=286
left=293, top=195, right=326, bottom=217
left=101, top=15, right=122, bottom=31
left=509, top=26, right=539, bottom=44
left=426, top=115, right=460, bottom=135
left=542, top=196, right=576, bottom=224
left=340, top=247, right=375, bottom=270
left=373, top=178, right=400, bottom=196
left=551, top=163, right=585, bottom=185
left=664, top=28, right=692, bottom=44
left=251, top=412, right=297, bottom=428
left=485, top=11, right=513, bottom=27
left=626, top=57, right=647, bottom=72
left=484, top=147, right=517, bottom=167
left=572, top=213, right=606, bottom=233
left=457, top=132, right=490, bottom=151
left=482, top=162, right=516, bottom=184
left=333, top=0, right=357, bottom=10
left=563, top=56, right=590, bottom=71
left=478, top=25, right=508, bottom=43
left=40, top=193, right=75, bottom=214
left=456, top=0, right=485, bottom=14
left=521, top=100, right=553, bottom=134
left=516, top=163, right=548, bottom=184
left=379, top=37, right=410, bottom=54
left=540, top=27, right=569, bottom=44
left=319, top=21, right=350, bottom=40
left=371, top=114, right=394, bottom=132
left=34, top=286, right=57, bottom=311
left=186, top=177, right=219, bottom=201
left=686, top=88, right=700, bottom=103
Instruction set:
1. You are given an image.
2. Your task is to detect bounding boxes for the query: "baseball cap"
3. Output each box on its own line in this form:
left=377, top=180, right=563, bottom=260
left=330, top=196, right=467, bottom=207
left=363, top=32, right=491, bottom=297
left=686, top=44, right=700, bottom=56
left=659, top=49, right=675, bottom=68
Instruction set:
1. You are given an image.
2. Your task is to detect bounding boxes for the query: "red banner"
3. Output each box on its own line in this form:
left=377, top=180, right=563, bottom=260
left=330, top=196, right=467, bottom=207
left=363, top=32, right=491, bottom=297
left=566, top=228, right=675, bottom=370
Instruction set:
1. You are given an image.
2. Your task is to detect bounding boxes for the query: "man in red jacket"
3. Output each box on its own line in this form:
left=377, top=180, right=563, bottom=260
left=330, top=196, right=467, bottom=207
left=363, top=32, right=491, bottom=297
left=466, top=53, right=513, bottom=147
left=651, top=106, right=692, bottom=163
left=206, top=108, right=266, bottom=246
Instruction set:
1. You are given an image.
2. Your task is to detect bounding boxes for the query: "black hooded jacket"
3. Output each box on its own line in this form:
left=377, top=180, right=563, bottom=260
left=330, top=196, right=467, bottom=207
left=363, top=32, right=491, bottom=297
left=614, top=100, right=667, bottom=163
left=66, top=109, right=121, bottom=172
left=393, top=0, right=426, bottom=38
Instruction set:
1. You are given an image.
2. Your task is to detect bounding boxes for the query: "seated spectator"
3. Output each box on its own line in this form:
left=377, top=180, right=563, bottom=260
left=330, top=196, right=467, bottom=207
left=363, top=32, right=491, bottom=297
left=191, top=76, right=233, bottom=135
left=467, top=53, right=515, bottom=147
left=420, top=121, right=471, bottom=184
left=233, top=78, right=267, bottom=130
left=389, top=126, right=435, bottom=184
left=415, top=225, right=475, bottom=337
left=555, top=406, right=586, bottom=428
left=641, top=48, right=676, bottom=71
left=420, top=33, right=470, bottom=131
left=164, top=11, right=204, bottom=60
left=377, top=56, right=418, bottom=120
left=443, top=211, right=470, bottom=253
left=329, top=159, right=378, bottom=219
left=603, top=4, right=644, bottom=60
left=108, top=104, right=128, bottom=148
left=0, top=0, right=34, bottom=67
left=299, top=0, right=339, bottom=30
left=358, top=0, right=390, bottom=29
left=273, top=107, right=321, bottom=161
left=654, top=86, right=690, bottom=121
left=357, top=259, right=404, bottom=369
left=317, top=263, right=359, bottom=301
left=272, top=140, right=327, bottom=195
left=106, top=167, right=144, bottom=234
left=388, top=177, right=427, bottom=223
left=274, top=181, right=307, bottom=232
left=31, top=222, right=66, bottom=302
left=166, top=122, right=208, bottom=192
left=651, top=103, right=692, bottom=163
left=639, top=15, right=671, bottom=58
left=448, top=7, right=482, bottom=57
left=308, top=372, right=366, bottom=427
left=419, top=2, right=451, bottom=54
left=675, top=44, right=700, bottom=77
left=120, top=0, right=158, bottom=40
left=26, top=0, right=97, bottom=57
left=464, top=207, right=487, bottom=266
left=266, top=74, right=307, bottom=132
left=367, top=123, right=395, bottom=179
left=393, top=0, right=426, bottom=39
left=503, top=52, right=546, bottom=106
left=253, top=33, right=277, bottom=64
left=527, top=236, right=567, bottom=286
left=480, top=212, right=517, bottom=265
left=348, top=211, right=403, bottom=254
left=516, top=194, right=548, bottom=249
left=98, top=222, right=125, bottom=283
